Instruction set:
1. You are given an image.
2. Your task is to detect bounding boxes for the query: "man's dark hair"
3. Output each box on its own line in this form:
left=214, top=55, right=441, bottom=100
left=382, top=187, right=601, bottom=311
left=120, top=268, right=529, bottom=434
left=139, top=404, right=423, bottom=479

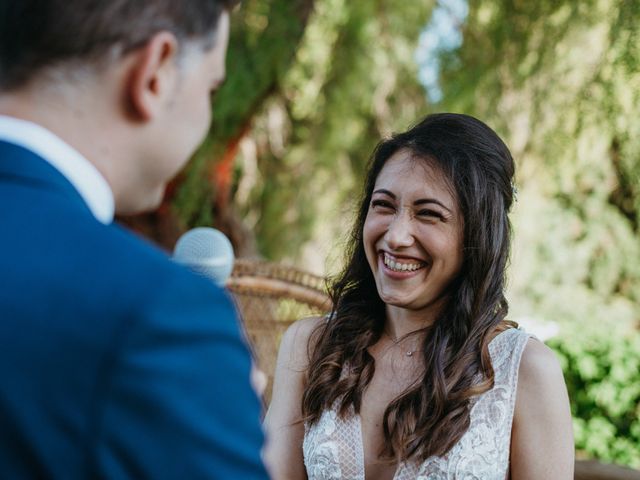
left=0, top=0, right=239, bottom=91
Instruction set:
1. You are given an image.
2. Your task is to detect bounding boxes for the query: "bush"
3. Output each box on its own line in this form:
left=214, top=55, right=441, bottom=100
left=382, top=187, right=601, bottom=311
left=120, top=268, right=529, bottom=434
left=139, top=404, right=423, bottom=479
left=548, top=333, right=640, bottom=468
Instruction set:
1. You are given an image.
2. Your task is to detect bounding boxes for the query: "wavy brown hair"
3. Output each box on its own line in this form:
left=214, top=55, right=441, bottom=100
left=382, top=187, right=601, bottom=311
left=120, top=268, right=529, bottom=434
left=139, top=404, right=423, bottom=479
left=302, top=113, right=517, bottom=462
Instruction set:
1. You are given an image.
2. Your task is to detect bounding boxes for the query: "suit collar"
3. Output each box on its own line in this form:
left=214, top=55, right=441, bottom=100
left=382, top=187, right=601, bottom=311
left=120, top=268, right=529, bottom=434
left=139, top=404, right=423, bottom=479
left=0, top=115, right=114, bottom=224
left=0, top=141, right=91, bottom=212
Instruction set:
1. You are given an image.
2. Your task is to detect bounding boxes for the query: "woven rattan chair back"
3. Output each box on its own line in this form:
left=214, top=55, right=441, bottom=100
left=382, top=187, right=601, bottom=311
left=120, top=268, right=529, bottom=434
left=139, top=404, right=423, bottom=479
left=227, top=259, right=331, bottom=403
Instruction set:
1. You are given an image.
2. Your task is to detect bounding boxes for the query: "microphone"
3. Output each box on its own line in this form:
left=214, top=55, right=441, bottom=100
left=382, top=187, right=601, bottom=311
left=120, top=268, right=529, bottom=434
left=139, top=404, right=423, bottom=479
left=173, top=227, right=234, bottom=286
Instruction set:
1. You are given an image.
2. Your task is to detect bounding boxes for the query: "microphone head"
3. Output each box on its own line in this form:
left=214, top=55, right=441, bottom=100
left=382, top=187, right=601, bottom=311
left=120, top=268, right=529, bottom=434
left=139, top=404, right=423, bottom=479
left=173, top=227, right=234, bottom=286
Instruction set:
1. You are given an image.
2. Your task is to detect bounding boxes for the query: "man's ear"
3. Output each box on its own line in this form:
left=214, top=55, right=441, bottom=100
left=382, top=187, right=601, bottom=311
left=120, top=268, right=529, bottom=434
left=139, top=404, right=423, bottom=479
left=126, top=31, right=180, bottom=122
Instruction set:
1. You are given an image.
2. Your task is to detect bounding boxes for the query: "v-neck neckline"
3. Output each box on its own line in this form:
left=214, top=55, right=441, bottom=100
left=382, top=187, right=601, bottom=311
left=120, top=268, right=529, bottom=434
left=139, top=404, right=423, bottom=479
left=351, top=328, right=518, bottom=479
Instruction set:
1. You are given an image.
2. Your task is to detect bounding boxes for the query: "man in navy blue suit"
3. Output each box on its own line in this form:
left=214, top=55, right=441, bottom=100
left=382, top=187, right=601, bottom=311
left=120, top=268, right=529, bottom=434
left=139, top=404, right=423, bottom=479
left=0, top=1, right=269, bottom=478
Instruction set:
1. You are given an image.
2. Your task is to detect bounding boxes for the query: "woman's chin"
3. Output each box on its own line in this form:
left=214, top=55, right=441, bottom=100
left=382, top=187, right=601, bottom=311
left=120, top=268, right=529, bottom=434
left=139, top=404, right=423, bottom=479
left=379, top=292, right=414, bottom=309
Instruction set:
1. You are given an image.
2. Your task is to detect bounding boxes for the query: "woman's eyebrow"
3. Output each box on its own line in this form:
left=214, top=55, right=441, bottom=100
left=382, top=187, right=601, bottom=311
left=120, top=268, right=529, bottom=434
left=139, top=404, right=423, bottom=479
left=372, top=188, right=395, bottom=198
left=414, top=198, right=452, bottom=213
left=373, top=189, right=452, bottom=213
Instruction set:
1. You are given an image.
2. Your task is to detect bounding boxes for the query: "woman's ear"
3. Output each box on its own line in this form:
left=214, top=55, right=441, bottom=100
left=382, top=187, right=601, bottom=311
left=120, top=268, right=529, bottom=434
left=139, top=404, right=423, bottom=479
left=125, top=31, right=180, bottom=122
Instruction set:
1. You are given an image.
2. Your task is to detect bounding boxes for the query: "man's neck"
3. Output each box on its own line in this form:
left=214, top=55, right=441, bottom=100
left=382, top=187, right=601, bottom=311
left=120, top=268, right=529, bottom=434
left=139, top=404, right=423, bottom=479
left=0, top=84, right=125, bottom=206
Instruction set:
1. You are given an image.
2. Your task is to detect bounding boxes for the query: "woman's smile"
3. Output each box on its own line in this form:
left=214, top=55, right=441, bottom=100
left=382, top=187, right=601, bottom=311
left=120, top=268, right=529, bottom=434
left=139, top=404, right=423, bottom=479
left=380, top=251, right=427, bottom=277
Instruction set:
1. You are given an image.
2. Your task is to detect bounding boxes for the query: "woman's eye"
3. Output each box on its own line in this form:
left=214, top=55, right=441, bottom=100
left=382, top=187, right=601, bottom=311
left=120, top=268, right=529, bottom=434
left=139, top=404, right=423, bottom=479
left=418, top=209, right=445, bottom=221
left=371, top=200, right=394, bottom=211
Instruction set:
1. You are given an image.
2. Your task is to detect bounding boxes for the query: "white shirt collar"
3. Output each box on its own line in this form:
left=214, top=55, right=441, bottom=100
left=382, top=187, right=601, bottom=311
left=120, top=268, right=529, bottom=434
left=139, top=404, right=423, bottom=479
left=0, top=115, right=114, bottom=224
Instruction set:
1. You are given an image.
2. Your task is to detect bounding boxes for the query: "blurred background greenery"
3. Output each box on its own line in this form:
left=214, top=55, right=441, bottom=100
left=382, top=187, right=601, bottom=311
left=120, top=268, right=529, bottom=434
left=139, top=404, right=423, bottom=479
left=125, top=0, right=640, bottom=469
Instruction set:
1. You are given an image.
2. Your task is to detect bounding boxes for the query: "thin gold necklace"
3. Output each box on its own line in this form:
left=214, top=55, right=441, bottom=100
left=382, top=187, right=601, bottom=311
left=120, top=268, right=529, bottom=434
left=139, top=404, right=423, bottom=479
left=384, top=330, right=418, bottom=357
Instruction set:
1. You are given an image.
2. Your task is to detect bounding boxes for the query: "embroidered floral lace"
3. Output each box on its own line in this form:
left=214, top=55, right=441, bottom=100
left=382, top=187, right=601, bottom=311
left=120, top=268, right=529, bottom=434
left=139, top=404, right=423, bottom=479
left=303, top=328, right=531, bottom=480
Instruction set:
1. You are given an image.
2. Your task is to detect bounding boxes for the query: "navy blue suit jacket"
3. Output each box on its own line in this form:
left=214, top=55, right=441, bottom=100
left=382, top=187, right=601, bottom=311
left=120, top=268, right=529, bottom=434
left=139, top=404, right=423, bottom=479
left=0, top=141, right=269, bottom=479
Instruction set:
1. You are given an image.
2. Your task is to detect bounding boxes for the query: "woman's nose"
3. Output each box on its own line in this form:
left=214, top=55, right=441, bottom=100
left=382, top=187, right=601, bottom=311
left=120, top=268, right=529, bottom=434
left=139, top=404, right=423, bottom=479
left=385, top=212, right=414, bottom=249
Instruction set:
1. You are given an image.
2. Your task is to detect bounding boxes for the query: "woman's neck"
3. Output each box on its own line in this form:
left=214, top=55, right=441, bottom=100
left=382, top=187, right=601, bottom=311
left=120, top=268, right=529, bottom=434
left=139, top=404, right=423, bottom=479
left=383, top=301, right=444, bottom=340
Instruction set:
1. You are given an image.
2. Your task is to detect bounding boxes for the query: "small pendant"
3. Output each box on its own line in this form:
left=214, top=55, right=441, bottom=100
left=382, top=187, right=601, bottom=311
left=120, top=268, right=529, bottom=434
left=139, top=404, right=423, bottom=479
left=406, top=350, right=414, bottom=357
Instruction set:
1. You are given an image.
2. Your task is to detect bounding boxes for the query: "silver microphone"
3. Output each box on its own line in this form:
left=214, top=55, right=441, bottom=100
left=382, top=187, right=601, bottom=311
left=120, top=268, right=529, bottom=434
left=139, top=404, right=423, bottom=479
left=173, top=227, right=234, bottom=286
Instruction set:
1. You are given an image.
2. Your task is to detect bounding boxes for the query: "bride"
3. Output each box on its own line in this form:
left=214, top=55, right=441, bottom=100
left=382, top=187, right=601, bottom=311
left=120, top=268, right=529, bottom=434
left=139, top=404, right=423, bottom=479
left=263, top=113, right=574, bottom=479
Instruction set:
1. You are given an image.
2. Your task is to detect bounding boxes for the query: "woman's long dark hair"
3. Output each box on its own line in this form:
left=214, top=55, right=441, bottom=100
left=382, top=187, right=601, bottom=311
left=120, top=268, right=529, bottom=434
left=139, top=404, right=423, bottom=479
left=302, top=113, right=516, bottom=462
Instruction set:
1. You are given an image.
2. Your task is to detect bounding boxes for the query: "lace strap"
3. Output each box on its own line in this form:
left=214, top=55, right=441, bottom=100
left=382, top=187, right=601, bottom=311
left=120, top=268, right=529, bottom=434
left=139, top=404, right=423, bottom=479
left=494, top=328, right=532, bottom=438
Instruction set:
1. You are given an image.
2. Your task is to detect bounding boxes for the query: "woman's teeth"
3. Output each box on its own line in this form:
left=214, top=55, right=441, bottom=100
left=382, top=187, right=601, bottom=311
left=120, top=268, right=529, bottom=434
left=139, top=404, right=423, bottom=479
left=383, top=253, right=425, bottom=272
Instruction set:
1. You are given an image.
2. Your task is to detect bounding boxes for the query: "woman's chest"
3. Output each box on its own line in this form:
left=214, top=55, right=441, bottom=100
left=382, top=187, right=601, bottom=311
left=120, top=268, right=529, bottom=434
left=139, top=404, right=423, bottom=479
left=358, top=358, right=422, bottom=480
left=304, top=385, right=514, bottom=480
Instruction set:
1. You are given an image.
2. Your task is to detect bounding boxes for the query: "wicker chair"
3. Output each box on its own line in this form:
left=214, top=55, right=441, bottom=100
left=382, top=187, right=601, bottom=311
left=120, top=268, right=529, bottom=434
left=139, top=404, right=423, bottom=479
left=227, top=259, right=331, bottom=403
left=227, top=259, right=640, bottom=479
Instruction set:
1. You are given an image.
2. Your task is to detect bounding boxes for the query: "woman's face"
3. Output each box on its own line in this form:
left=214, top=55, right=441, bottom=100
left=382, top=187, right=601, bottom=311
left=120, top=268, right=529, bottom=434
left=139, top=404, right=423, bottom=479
left=363, top=149, right=464, bottom=314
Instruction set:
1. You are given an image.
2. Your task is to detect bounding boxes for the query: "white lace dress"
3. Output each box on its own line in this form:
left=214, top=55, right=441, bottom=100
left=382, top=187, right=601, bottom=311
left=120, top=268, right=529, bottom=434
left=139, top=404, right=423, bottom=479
left=303, top=327, right=531, bottom=480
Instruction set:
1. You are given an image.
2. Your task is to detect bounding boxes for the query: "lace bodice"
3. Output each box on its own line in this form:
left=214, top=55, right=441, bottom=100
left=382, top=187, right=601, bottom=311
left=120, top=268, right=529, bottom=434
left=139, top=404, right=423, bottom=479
left=303, top=328, right=531, bottom=480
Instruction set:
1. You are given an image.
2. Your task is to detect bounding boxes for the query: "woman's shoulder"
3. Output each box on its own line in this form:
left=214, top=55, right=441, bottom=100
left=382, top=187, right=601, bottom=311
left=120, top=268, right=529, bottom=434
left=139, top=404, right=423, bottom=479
left=488, top=326, right=542, bottom=380
left=518, top=337, right=564, bottom=388
left=278, top=316, right=327, bottom=369
left=283, top=316, right=327, bottom=347
left=504, top=333, right=567, bottom=416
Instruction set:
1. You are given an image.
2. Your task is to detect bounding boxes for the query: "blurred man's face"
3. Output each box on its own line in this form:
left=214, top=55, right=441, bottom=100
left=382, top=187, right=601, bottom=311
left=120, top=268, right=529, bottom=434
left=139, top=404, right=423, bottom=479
left=134, top=12, right=230, bottom=211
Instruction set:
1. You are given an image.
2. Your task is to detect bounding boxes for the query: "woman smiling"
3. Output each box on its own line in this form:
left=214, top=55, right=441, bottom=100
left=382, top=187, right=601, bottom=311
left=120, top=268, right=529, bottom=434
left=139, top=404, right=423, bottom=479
left=264, top=113, right=574, bottom=480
